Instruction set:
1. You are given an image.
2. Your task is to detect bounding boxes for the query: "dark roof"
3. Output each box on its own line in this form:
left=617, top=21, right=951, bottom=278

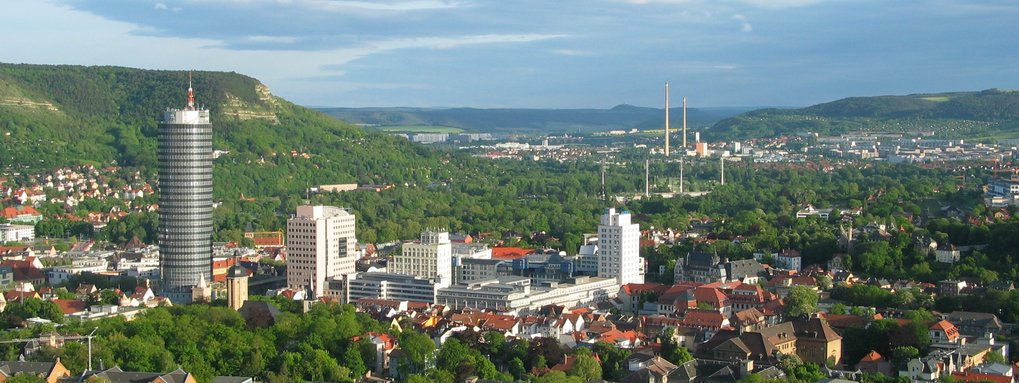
left=238, top=300, right=282, bottom=328
left=85, top=367, right=194, bottom=383
left=945, top=311, right=1003, bottom=332
left=687, top=253, right=719, bottom=268
left=725, top=259, right=765, bottom=279
left=227, top=265, right=249, bottom=278
left=0, top=360, right=58, bottom=376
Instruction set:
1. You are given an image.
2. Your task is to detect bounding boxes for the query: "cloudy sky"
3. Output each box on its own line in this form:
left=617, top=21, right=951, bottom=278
left=1, top=0, right=1017, bottom=108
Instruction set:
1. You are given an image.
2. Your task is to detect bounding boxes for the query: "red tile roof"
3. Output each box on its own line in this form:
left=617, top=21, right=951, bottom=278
left=52, top=299, right=87, bottom=315
left=491, top=247, right=532, bottom=259
left=951, top=371, right=1011, bottom=383
left=859, top=350, right=885, bottom=363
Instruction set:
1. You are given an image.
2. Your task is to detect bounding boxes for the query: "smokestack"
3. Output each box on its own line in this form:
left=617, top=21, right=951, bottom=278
left=680, top=158, right=685, bottom=194
left=645, top=159, right=650, bottom=197
left=665, top=82, right=670, bottom=157
left=601, top=160, right=606, bottom=201
left=682, top=96, right=687, bottom=151
left=720, top=157, right=725, bottom=186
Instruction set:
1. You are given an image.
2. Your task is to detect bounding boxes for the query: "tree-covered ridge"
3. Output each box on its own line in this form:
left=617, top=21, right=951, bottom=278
left=709, top=89, right=1019, bottom=139
left=317, top=104, right=738, bottom=134
left=0, top=63, right=443, bottom=199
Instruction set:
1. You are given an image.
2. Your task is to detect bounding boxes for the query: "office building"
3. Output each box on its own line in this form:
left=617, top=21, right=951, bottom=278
left=329, top=272, right=439, bottom=304
left=390, top=230, right=453, bottom=288
left=286, top=205, right=357, bottom=298
left=158, top=74, right=213, bottom=303
left=435, top=275, right=619, bottom=314
left=598, top=208, right=643, bottom=285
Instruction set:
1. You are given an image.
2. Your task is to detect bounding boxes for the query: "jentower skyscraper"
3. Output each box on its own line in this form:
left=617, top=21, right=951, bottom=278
left=158, top=73, right=213, bottom=303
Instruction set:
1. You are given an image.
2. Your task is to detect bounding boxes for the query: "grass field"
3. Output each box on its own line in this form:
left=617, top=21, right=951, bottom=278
left=377, top=125, right=464, bottom=133
left=921, top=96, right=950, bottom=102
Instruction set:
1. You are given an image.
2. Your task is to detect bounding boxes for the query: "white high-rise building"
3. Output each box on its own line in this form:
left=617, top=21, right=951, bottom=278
left=390, top=230, right=453, bottom=288
left=597, top=208, right=643, bottom=285
left=286, top=205, right=357, bottom=298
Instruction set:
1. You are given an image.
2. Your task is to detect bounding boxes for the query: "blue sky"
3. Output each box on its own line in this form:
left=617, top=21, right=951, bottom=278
left=1, top=0, right=1017, bottom=108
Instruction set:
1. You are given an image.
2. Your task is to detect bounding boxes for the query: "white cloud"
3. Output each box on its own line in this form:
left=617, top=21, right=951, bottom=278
left=550, top=49, right=591, bottom=56
left=736, top=0, right=820, bottom=8
left=247, top=35, right=299, bottom=44
left=295, top=0, right=469, bottom=12
left=154, top=2, right=168, bottom=10
left=742, top=22, right=753, bottom=32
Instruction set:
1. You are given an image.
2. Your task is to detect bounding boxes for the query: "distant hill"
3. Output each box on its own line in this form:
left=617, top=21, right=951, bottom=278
left=709, top=89, right=1019, bottom=140
left=0, top=63, right=439, bottom=198
left=317, top=104, right=748, bottom=134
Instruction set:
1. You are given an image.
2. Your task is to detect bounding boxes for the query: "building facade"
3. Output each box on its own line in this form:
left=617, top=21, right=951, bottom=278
left=158, top=77, right=213, bottom=303
left=286, top=205, right=357, bottom=298
left=390, top=230, right=453, bottom=288
left=435, top=275, right=618, bottom=314
left=331, top=272, right=439, bottom=303
left=598, top=208, right=643, bottom=285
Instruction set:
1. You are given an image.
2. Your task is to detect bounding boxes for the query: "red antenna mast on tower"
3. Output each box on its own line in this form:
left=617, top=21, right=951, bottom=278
left=187, top=71, right=195, bottom=110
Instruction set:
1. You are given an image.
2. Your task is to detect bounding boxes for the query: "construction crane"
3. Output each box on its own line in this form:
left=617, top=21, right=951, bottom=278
left=0, top=327, right=98, bottom=371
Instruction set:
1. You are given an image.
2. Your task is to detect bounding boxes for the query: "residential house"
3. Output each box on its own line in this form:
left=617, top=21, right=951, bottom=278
left=731, top=308, right=766, bottom=333
left=855, top=350, right=893, bottom=376
left=776, top=250, right=802, bottom=272
left=935, top=248, right=962, bottom=264
left=929, top=320, right=962, bottom=344
left=0, top=359, right=72, bottom=383
left=699, top=318, right=842, bottom=367
left=675, top=253, right=726, bottom=283
left=944, top=311, right=1004, bottom=337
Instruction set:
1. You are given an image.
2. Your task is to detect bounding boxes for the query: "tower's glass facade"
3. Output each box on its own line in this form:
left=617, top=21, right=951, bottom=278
left=158, top=106, right=213, bottom=303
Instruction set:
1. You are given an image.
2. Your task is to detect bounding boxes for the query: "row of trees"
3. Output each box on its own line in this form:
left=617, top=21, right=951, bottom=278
left=0, top=298, right=689, bottom=383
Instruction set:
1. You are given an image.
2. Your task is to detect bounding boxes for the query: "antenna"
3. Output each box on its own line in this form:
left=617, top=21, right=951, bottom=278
left=665, top=82, right=670, bottom=157
left=187, top=71, right=195, bottom=110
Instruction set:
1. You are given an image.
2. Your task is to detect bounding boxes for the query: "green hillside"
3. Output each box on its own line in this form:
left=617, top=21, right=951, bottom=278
left=317, top=103, right=743, bottom=134
left=0, top=63, right=440, bottom=199
left=709, top=89, right=1019, bottom=140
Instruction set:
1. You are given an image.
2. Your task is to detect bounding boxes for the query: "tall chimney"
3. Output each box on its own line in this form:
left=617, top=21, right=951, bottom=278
left=645, top=159, right=650, bottom=197
left=680, top=158, right=685, bottom=194
left=720, top=157, right=725, bottom=186
left=682, top=97, right=687, bottom=151
left=665, top=82, right=670, bottom=157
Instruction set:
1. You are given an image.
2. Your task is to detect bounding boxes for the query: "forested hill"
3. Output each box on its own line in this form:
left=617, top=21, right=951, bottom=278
left=317, top=104, right=745, bottom=134
left=709, top=89, right=1019, bottom=140
left=0, top=63, right=440, bottom=198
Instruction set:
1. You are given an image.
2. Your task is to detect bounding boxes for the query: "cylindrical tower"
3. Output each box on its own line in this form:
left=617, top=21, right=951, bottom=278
left=158, top=75, right=213, bottom=303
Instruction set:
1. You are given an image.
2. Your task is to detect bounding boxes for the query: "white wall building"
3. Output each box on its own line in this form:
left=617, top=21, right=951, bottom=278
left=328, top=272, right=439, bottom=304
left=935, top=249, right=961, bottom=264
left=390, top=230, right=453, bottom=288
left=435, top=275, right=618, bottom=315
left=597, top=208, right=643, bottom=285
left=0, top=224, right=35, bottom=243
left=286, top=205, right=357, bottom=298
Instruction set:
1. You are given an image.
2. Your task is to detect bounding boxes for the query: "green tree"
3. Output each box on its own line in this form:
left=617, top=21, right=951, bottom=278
left=659, top=328, right=693, bottom=365
left=398, top=330, right=436, bottom=376
left=567, top=349, right=603, bottom=381
left=6, top=374, right=47, bottom=383
left=784, top=285, right=819, bottom=319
